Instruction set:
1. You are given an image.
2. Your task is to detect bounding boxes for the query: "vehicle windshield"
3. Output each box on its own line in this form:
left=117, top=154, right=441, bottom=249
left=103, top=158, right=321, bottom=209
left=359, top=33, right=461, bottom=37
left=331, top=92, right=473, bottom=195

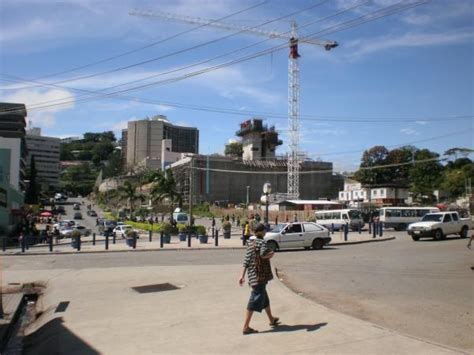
left=269, top=224, right=286, bottom=233
left=348, top=210, right=361, bottom=219
left=421, top=214, right=443, bottom=222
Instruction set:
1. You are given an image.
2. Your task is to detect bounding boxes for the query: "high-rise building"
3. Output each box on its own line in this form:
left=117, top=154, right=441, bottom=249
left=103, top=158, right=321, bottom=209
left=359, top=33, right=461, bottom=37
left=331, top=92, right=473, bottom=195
left=236, top=118, right=282, bottom=160
left=126, top=115, right=199, bottom=170
left=26, top=127, right=61, bottom=189
left=121, top=129, right=128, bottom=159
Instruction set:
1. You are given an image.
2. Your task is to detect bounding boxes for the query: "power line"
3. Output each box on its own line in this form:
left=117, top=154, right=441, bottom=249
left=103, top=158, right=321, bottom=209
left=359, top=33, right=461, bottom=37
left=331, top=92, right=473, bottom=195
left=1, top=1, right=269, bottom=90
left=0, top=1, right=431, bottom=116
left=190, top=156, right=445, bottom=175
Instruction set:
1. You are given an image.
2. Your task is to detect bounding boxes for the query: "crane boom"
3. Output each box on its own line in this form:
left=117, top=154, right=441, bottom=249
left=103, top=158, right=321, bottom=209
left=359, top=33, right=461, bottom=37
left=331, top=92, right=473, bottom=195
left=129, top=10, right=337, bottom=49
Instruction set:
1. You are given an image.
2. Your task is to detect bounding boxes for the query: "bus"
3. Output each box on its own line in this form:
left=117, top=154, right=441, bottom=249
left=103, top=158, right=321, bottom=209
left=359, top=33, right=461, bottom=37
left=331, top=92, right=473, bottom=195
left=378, top=206, right=440, bottom=231
left=314, top=209, right=364, bottom=231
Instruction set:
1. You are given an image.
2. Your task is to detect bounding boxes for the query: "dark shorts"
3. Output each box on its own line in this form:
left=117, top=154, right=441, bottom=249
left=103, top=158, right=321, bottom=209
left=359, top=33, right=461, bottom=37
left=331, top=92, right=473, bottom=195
left=247, top=283, right=270, bottom=312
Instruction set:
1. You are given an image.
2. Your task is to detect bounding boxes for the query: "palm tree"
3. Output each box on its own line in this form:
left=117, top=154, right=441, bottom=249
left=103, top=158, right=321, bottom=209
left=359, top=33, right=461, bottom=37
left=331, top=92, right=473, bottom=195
left=117, top=181, right=144, bottom=218
left=150, top=170, right=182, bottom=224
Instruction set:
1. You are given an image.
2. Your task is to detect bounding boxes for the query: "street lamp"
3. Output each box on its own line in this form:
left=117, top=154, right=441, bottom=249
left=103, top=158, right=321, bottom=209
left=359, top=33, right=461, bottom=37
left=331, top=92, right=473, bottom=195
left=261, top=183, right=272, bottom=228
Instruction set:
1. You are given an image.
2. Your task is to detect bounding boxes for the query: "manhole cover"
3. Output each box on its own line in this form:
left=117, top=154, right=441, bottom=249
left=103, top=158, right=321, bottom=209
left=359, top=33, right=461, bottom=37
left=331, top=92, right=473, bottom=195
left=132, top=283, right=179, bottom=294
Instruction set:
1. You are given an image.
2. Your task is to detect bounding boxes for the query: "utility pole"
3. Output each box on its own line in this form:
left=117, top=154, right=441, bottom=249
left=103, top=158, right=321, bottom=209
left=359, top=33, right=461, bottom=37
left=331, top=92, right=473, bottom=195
left=246, top=186, right=250, bottom=207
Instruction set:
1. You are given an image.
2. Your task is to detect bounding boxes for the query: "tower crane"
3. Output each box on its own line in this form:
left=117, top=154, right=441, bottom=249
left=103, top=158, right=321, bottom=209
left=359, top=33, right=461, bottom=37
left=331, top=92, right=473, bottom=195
left=130, top=9, right=338, bottom=199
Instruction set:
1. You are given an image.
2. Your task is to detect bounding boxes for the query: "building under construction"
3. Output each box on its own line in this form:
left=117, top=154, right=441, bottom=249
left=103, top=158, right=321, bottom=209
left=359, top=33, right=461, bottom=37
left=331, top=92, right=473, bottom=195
left=169, top=118, right=343, bottom=205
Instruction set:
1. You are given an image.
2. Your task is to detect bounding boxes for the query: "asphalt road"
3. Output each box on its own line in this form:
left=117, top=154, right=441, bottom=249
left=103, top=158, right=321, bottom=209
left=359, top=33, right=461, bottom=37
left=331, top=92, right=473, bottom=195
left=8, top=198, right=473, bottom=351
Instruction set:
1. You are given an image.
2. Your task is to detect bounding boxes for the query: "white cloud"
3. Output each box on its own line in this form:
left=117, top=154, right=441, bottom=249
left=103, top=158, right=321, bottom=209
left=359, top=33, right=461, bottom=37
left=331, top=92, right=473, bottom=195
left=347, top=30, right=474, bottom=58
left=400, top=128, right=418, bottom=135
left=415, top=120, right=428, bottom=125
left=0, top=88, right=75, bottom=128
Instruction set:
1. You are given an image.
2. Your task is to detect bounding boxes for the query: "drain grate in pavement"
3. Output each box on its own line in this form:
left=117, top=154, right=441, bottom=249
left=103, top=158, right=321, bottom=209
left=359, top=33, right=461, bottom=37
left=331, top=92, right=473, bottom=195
left=55, top=301, right=70, bottom=313
left=132, top=283, right=179, bottom=294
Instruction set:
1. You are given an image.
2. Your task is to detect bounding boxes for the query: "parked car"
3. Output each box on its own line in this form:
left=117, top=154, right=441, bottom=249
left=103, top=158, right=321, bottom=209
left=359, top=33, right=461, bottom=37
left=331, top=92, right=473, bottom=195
left=73, top=203, right=81, bottom=210
left=54, top=193, right=68, bottom=202
left=113, top=225, right=136, bottom=239
left=89, top=210, right=97, bottom=217
left=408, top=211, right=473, bottom=241
left=60, top=225, right=91, bottom=238
left=264, top=222, right=331, bottom=251
left=74, top=212, right=83, bottom=219
left=53, top=220, right=75, bottom=230
left=56, top=206, right=66, bottom=215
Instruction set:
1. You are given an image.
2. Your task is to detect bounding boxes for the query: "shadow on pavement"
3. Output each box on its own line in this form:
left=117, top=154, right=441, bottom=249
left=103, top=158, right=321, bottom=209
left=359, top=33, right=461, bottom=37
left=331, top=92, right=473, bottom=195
left=260, top=322, right=328, bottom=334
left=24, top=317, right=100, bottom=355
left=277, top=248, right=338, bottom=254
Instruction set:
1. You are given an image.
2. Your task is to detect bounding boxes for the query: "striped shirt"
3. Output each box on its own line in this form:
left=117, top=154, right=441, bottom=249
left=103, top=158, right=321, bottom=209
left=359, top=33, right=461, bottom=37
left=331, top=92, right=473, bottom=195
left=242, top=237, right=270, bottom=286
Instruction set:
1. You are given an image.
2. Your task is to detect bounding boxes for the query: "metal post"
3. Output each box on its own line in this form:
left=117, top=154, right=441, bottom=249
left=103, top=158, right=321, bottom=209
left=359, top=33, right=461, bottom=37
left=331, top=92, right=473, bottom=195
left=379, top=222, right=383, bottom=237
left=113, top=232, right=116, bottom=244
left=133, top=233, right=137, bottom=249
left=92, top=232, right=96, bottom=246
left=265, top=195, right=269, bottom=228
left=187, top=231, right=191, bottom=248
left=368, top=222, right=372, bottom=234
left=2, top=237, right=6, bottom=252
left=25, top=235, right=29, bottom=250
left=212, top=226, right=215, bottom=240
left=358, top=222, right=361, bottom=234
left=77, top=236, right=81, bottom=251
left=49, top=235, right=53, bottom=252
left=149, top=230, right=152, bottom=242
left=372, top=222, right=377, bottom=239
left=242, top=228, right=245, bottom=246
left=21, top=236, right=25, bottom=253
left=344, top=223, right=348, bottom=241
left=331, top=223, right=334, bottom=235
left=160, top=231, right=164, bottom=248
left=215, top=229, right=219, bottom=247
left=105, top=234, right=109, bottom=250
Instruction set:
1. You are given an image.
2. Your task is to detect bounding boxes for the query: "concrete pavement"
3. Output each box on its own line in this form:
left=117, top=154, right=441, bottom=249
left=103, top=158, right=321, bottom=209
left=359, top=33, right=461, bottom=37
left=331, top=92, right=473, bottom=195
left=4, top=263, right=466, bottom=354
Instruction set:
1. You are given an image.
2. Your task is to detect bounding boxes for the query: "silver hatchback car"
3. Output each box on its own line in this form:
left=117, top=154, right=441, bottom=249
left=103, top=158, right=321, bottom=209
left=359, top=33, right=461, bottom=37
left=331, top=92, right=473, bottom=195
left=264, top=222, right=331, bottom=251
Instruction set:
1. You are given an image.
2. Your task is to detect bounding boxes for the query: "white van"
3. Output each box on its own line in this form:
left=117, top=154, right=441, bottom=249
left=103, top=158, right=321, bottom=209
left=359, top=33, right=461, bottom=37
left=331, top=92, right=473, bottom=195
left=379, top=206, right=439, bottom=231
left=314, top=209, right=364, bottom=231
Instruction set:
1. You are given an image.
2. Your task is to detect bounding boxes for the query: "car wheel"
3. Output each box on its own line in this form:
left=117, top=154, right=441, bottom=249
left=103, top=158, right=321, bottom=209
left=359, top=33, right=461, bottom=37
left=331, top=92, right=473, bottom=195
left=411, top=235, right=419, bottom=241
left=312, top=238, right=324, bottom=250
left=460, top=226, right=468, bottom=239
left=267, top=240, right=278, bottom=252
left=434, top=229, right=444, bottom=241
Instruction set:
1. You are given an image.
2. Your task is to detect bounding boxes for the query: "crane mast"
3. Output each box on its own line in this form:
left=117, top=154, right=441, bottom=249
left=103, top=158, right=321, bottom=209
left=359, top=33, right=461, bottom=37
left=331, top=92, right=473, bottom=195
left=130, top=10, right=338, bottom=200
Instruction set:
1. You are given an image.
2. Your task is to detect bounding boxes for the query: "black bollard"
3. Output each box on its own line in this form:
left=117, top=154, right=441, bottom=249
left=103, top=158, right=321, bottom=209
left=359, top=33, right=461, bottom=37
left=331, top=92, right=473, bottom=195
left=215, top=229, right=219, bottom=247
left=344, top=223, right=348, bottom=241
left=368, top=222, right=372, bottom=234
left=113, top=232, right=116, bottom=244
left=92, top=232, right=96, bottom=246
left=379, top=222, right=383, bottom=237
left=242, top=229, right=245, bottom=246
left=372, top=222, right=377, bottom=239
left=331, top=223, right=334, bottom=235
left=212, top=227, right=215, bottom=239
left=358, top=222, right=361, bottom=234
left=187, top=231, right=191, bottom=248
left=133, top=233, right=137, bottom=249
left=49, top=236, right=53, bottom=252
left=21, top=236, right=25, bottom=253
left=149, top=230, right=152, bottom=242
left=25, top=235, right=29, bottom=250
left=77, top=236, right=81, bottom=251
left=160, top=231, right=164, bottom=248
left=105, top=234, right=109, bottom=250
left=2, top=237, right=6, bottom=252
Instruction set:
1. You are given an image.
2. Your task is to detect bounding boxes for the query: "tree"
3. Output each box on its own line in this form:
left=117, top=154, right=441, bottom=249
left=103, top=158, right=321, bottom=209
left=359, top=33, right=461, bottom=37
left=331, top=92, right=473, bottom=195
left=353, top=146, right=391, bottom=185
left=409, top=149, right=443, bottom=202
left=440, top=158, right=474, bottom=197
left=102, top=150, right=124, bottom=178
left=387, top=146, right=416, bottom=184
left=150, top=170, right=183, bottom=223
left=25, top=155, right=38, bottom=204
left=117, top=181, right=144, bottom=217
left=225, top=142, right=243, bottom=158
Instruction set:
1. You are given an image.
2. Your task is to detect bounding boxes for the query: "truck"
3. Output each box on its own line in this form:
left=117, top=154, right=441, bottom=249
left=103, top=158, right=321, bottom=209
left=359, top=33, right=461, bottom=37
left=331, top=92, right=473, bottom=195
left=407, top=211, right=473, bottom=241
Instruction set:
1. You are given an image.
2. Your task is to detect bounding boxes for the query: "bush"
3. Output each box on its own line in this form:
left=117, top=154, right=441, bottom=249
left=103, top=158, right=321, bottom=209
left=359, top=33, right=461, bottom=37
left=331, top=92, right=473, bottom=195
left=306, top=215, right=317, bottom=222
left=222, top=221, right=232, bottom=231
left=177, top=224, right=187, bottom=233
left=71, top=229, right=81, bottom=239
left=196, top=225, right=207, bottom=236
left=160, top=222, right=173, bottom=235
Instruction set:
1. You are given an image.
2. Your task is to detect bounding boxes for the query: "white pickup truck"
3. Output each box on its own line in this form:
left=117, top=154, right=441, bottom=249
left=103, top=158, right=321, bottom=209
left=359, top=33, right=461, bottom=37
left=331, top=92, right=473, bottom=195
left=408, top=211, right=473, bottom=241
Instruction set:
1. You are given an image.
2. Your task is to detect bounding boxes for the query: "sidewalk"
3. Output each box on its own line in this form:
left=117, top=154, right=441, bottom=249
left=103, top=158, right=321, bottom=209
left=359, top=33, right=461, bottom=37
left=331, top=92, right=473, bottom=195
left=4, top=264, right=464, bottom=354
left=1, top=229, right=395, bottom=255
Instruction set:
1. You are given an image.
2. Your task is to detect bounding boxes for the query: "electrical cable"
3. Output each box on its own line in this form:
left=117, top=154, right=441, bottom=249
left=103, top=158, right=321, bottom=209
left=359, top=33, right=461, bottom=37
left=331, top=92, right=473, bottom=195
left=0, top=0, right=429, bottom=116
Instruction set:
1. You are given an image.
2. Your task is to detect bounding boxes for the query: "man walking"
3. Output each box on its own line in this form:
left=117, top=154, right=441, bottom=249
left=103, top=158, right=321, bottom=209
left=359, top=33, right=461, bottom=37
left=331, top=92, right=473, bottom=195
left=239, top=223, right=280, bottom=334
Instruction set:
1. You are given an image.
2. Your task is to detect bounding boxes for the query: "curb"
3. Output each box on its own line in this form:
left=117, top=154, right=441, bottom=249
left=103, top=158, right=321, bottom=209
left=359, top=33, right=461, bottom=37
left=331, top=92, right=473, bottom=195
left=0, top=236, right=396, bottom=256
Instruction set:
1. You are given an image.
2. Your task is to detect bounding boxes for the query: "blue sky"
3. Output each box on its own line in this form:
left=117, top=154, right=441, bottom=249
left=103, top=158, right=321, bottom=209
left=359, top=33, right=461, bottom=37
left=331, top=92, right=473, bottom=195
left=1, top=0, right=473, bottom=171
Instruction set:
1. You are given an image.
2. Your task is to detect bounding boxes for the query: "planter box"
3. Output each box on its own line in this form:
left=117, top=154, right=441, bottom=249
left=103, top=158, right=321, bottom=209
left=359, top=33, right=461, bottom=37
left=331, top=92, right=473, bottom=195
left=163, top=234, right=171, bottom=244
left=71, top=238, right=80, bottom=249
left=178, top=233, right=187, bottom=242
left=126, top=238, right=134, bottom=247
left=223, top=231, right=231, bottom=239
left=199, top=235, right=208, bottom=244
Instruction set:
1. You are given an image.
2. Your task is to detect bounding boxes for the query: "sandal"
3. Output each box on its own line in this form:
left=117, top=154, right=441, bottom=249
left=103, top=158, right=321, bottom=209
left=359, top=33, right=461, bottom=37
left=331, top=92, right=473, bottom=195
left=243, top=327, right=258, bottom=335
left=269, top=317, right=280, bottom=327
